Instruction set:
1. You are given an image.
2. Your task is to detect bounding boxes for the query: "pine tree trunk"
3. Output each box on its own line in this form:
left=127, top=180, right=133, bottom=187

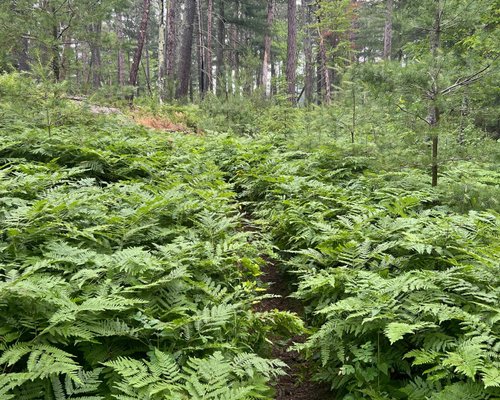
left=176, top=0, right=196, bottom=99
left=50, top=5, right=61, bottom=81
left=428, top=0, right=442, bottom=187
left=262, top=0, right=274, bottom=97
left=129, top=0, right=152, bottom=87
left=383, top=0, right=393, bottom=60
left=286, top=0, right=297, bottom=104
left=90, top=22, right=102, bottom=89
left=166, top=0, right=177, bottom=78
left=117, top=14, right=126, bottom=86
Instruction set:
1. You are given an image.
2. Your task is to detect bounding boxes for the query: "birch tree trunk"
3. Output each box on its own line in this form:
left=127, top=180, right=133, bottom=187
left=216, top=0, right=225, bottom=96
left=206, top=0, right=213, bottom=92
left=383, top=0, right=393, bottom=60
left=158, top=0, right=167, bottom=99
left=262, top=0, right=274, bottom=97
left=304, top=0, right=314, bottom=104
left=286, top=0, right=297, bottom=104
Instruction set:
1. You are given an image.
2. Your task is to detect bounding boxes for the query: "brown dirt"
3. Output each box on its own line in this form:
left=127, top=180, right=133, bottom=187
left=255, top=260, right=334, bottom=400
left=132, top=114, right=190, bottom=133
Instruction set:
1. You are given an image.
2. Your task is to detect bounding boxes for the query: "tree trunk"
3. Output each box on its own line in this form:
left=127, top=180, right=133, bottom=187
left=428, top=0, right=442, bottom=187
left=50, top=5, right=61, bottom=81
left=206, top=0, right=213, bottom=92
left=318, top=28, right=331, bottom=105
left=286, top=0, right=297, bottom=104
left=90, top=22, right=102, bottom=89
left=458, top=94, right=469, bottom=145
left=383, top=0, right=393, bottom=60
left=129, top=0, right=152, bottom=87
left=262, top=0, right=274, bottom=97
left=197, top=0, right=206, bottom=96
left=117, top=13, right=126, bottom=86
left=216, top=0, right=225, bottom=96
left=304, top=0, right=314, bottom=105
left=176, top=0, right=196, bottom=99
left=166, top=0, right=177, bottom=78
left=17, top=37, right=30, bottom=72
left=158, top=0, right=167, bottom=99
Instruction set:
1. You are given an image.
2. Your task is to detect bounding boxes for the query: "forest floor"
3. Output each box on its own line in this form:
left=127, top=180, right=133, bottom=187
left=254, top=260, right=334, bottom=400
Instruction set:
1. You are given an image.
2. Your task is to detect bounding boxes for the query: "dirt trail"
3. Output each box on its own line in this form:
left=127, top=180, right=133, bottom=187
left=254, top=259, right=334, bottom=400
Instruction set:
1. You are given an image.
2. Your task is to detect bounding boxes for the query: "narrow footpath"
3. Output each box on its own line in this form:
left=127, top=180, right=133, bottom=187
left=254, top=260, right=334, bottom=400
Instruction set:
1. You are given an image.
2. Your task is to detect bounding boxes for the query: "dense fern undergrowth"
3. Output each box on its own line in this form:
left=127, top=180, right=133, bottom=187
left=1, top=75, right=500, bottom=399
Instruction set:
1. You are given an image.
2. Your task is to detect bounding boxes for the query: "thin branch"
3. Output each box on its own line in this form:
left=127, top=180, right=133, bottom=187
left=441, top=58, right=497, bottom=96
left=396, top=104, right=431, bottom=126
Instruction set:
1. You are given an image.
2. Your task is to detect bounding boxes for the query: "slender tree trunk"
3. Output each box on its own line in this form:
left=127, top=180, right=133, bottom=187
left=206, top=0, right=213, bottom=92
left=166, top=0, right=177, bottom=78
left=129, top=0, right=152, bottom=87
left=90, top=22, right=102, bottom=88
left=17, top=37, right=30, bottom=72
left=176, top=0, right=196, bottom=99
left=262, top=0, right=274, bottom=97
left=458, top=93, right=469, bottom=145
left=197, top=0, right=206, bottom=96
left=158, top=0, right=167, bottom=99
left=117, top=13, right=126, bottom=86
left=304, top=0, right=314, bottom=105
left=286, top=0, right=297, bottom=104
left=349, top=0, right=358, bottom=62
left=50, top=5, right=61, bottom=81
left=318, top=29, right=331, bottom=104
left=383, top=0, right=393, bottom=60
left=428, top=0, right=442, bottom=187
left=216, top=0, right=225, bottom=96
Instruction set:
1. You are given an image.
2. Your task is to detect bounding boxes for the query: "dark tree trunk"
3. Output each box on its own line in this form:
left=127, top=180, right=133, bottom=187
left=286, top=0, right=297, bottom=104
left=176, top=0, right=196, bottom=99
left=166, top=0, right=177, bottom=78
left=90, top=22, right=102, bottom=88
left=129, top=0, right=152, bottom=87
left=428, top=0, right=442, bottom=187
left=383, top=0, right=393, bottom=60
left=17, top=37, right=30, bottom=72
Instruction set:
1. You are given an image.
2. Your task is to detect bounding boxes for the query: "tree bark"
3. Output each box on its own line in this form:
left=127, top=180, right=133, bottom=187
left=304, top=0, right=314, bottom=105
left=216, top=0, right=225, bottom=96
left=90, top=22, right=102, bottom=89
left=286, top=0, right=297, bottom=104
left=428, top=0, right=442, bottom=187
left=129, top=0, right=152, bottom=87
left=117, top=13, right=126, bottom=86
left=206, top=0, right=213, bottom=92
left=383, top=0, right=393, bottom=60
left=176, top=0, right=197, bottom=99
left=262, top=0, right=274, bottom=97
left=158, top=0, right=167, bottom=99
left=166, top=0, right=177, bottom=78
